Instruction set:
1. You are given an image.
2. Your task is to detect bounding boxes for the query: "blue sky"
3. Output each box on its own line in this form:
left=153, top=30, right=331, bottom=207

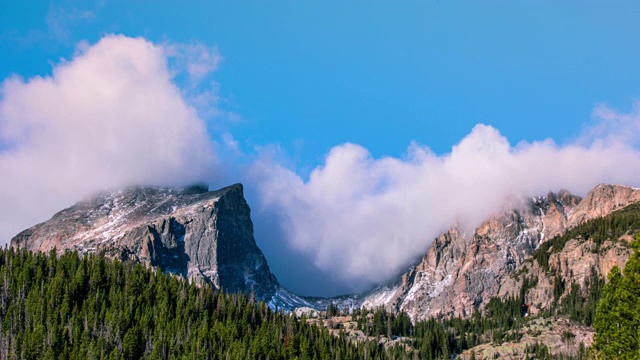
left=3, top=1, right=640, bottom=296
left=3, top=1, right=639, bottom=168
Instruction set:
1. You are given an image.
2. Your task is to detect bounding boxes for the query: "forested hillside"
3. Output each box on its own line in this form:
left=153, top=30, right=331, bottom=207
left=0, top=247, right=571, bottom=360
left=0, top=248, right=400, bottom=360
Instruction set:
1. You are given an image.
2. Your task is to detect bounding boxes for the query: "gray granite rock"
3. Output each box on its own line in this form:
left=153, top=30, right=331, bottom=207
left=11, top=183, right=279, bottom=301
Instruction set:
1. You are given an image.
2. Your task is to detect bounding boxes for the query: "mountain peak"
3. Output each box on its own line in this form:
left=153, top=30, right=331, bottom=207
left=568, top=183, right=640, bottom=227
left=357, top=183, right=640, bottom=321
left=10, top=182, right=282, bottom=302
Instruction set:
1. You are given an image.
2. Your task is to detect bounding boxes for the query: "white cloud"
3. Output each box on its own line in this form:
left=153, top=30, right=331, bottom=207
left=4, top=33, right=640, bottom=298
left=162, top=42, right=226, bottom=120
left=163, top=41, right=223, bottom=86
left=251, top=116, right=640, bottom=294
left=0, top=35, right=216, bottom=243
left=46, top=4, right=97, bottom=43
left=581, top=101, right=640, bottom=147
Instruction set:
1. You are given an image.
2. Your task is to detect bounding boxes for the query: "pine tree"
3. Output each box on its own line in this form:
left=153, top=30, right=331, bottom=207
left=593, top=234, right=640, bottom=359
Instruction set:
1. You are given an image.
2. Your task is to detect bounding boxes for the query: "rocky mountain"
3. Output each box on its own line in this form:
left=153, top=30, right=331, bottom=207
left=11, top=183, right=309, bottom=308
left=10, top=181, right=640, bottom=358
left=356, top=184, right=640, bottom=321
left=11, top=181, right=640, bottom=325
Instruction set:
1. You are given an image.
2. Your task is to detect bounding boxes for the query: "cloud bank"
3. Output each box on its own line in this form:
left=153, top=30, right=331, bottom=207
left=0, top=35, right=216, bottom=243
left=251, top=113, right=640, bottom=295
left=3, top=33, right=640, bottom=298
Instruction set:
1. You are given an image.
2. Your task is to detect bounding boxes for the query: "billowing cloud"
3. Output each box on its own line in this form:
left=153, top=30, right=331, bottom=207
left=251, top=113, right=640, bottom=295
left=0, top=35, right=216, bottom=243
left=581, top=102, right=640, bottom=147
left=4, top=33, right=640, bottom=299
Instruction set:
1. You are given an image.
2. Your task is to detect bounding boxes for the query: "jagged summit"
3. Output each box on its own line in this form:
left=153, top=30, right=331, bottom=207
left=10, top=182, right=289, bottom=304
left=13, top=183, right=244, bottom=251
left=71, top=182, right=240, bottom=218
left=353, top=184, right=640, bottom=321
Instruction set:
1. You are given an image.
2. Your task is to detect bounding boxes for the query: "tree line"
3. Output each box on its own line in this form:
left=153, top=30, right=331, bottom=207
left=0, top=248, right=397, bottom=360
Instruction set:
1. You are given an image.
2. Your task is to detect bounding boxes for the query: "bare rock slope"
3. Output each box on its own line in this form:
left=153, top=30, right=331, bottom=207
left=11, top=183, right=307, bottom=307
left=361, top=184, right=640, bottom=321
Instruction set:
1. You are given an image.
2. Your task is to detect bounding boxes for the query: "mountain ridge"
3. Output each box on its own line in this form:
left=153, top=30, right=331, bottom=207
left=11, top=183, right=308, bottom=307
left=352, top=183, right=640, bottom=321
left=10, top=182, right=640, bottom=321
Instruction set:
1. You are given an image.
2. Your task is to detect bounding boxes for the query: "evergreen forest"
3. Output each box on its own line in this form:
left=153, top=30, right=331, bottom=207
left=1, top=202, right=640, bottom=359
left=0, top=248, right=398, bottom=360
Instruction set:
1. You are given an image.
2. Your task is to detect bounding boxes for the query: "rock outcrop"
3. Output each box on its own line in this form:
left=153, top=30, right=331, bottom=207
left=458, top=318, right=593, bottom=360
left=499, top=237, right=632, bottom=317
left=11, top=184, right=288, bottom=304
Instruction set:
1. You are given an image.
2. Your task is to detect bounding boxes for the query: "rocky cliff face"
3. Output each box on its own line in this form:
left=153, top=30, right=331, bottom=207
left=11, top=184, right=291, bottom=304
left=502, top=237, right=632, bottom=317
left=361, top=184, right=640, bottom=321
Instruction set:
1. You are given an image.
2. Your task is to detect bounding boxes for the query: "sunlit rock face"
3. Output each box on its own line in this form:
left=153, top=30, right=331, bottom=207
left=360, top=184, right=640, bottom=321
left=11, top=183, right=280, bottom=302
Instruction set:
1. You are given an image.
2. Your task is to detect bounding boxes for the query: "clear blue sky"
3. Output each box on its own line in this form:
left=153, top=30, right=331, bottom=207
left=2, top=1, right=639, bottom=171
